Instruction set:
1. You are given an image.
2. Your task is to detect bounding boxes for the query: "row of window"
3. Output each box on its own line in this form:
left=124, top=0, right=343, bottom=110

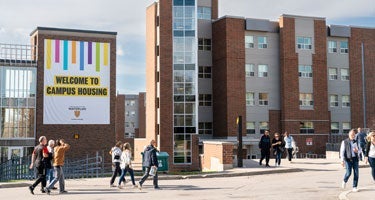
left=328, top=41, right=348, bottom=54
left=124, top=132, right=135, bottom=139
left=125, top=100, right=136, bottom=106
left=331, top=122, right=351, bottom=134
left=245, top=64, right=350, bottom=81
left=246, top=92, right=350, bottom=108
left=125, top=122, right=136, bottom=128
left=198, top=122, right=212, bottom=134
left=330, top=95, right=350, bottom=107
left=244, top=36, right=349, bottom=53
left=125, top=111, right=136, bottom=117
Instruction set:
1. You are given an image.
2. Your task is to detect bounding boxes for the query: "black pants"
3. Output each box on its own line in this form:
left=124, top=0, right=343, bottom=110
left=260, top=149, right=270, bottom=165
left=139, top=167, right=158, bottom=188
left=31, top=165, right=46, bottom=189
left=110, top=162, right=125, bottom=185
left=286, top=148, right=293, bottom=161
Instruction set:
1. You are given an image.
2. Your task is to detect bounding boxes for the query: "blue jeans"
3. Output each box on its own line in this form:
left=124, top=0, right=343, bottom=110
left=368, top=157, right=375, bottom=181
left=119, top=167, right=135, bottom=186
left=343, top=157, right=359, bottom=188
left=46, top=168, right=54, bottom=184
left=275, top=151, right=282, bottom=165
left=47, top=166, right=65, bottom=192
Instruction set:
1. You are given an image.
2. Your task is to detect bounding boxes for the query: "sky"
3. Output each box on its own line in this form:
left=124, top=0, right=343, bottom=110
left=0, top=0, right=374, bottom=94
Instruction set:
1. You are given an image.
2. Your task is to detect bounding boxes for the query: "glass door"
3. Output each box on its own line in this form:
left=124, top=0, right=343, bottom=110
left=8, top=147, right=23, bottom=161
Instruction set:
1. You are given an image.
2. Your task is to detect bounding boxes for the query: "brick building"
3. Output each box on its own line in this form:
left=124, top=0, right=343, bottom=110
left=145, top=0, right=375, bottom=171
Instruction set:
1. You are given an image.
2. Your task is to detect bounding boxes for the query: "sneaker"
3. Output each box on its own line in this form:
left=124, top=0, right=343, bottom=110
left=51, top=187, right=58, bottom=190
left=265, top=164, right=270, bottom=167
left=59, top=190, right=68, bottom=194
left=341, top=181, right=346, bottom=189
left=137, top=182, right=142, bottom=190
left=154, top=186, right=161, bottom=190
left=40, top=189, right=46, bottom=193
left=118, top=185, right=123, bottom=189
left=44, top=187, right=51, bottom=195
left=352, top=187, right=359, bottom=192
left=28, top=186, right=34, bottom=195
left=259, top=162, right=262, bottom=166
left=110, top=184, right=116, bottom=188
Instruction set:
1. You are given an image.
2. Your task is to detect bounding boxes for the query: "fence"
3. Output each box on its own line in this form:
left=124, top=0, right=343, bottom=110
left=0, top=151, right=110, bottom=182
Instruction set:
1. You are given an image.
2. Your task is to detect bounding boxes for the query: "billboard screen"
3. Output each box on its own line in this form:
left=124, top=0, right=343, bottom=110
left=43, top=39, right=110, bottom=124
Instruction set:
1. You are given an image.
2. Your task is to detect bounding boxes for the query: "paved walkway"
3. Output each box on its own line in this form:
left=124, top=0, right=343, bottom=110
left=0, top=159, right=373, bottom=200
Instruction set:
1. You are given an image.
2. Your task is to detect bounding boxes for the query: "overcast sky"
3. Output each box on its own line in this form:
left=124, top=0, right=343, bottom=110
left=0, top=0, right=374, bottom=94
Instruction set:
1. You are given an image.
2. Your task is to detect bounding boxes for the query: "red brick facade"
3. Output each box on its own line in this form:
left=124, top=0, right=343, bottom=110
left=115, top=95, right=125, bottom=141
left=138, top=92, right=146, bottom=138
left=349, top=28, right=375, bottom=128
left=212, top=17, right=246, bottom=138
left=32, top=29, right=117, bottom=161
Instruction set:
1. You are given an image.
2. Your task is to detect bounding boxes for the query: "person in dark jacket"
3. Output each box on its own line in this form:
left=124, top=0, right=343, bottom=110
left=28, top=136, right=49, bottom=195
left=356, top=127, right=367, bottom=161
left=259, top=130, right=271, bottom=167
left=137, top=140, right=159, bottom=189
left=272, top=132, right=285, bottom=167
left=340, top=129, right=360, bottom=192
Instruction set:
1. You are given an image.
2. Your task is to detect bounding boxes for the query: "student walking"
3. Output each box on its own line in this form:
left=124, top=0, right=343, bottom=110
left=46, top=140, right=55, bottom=186
left=272, top=132, right=285, bottom=167
left=28, top=136, right=49, bottom=195
left=284, top=131, right=295, bottom=163
left=356, top=127, right=367, bottom=161
left=259, top=130, right=271, bottom=167
left=364, top=131, right=375, bottom=183
left=137, top=140, right=159, bottom=189
left=109, top=141, right=125, bottom=187
left=118, top=143, right=136, bottom=189
left=340, top=129, right=360, bottom=192
left=44, top=139, right=70, bottom=194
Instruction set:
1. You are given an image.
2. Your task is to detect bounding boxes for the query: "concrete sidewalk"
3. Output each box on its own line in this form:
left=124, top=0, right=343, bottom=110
left=0, top=158, right=372, bottom=200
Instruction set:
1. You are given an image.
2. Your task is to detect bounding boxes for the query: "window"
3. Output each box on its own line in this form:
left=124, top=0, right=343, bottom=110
left=246, top=92, right=255, bottom=106
left=245, top=36, right=254, bottom=48
left=131, top=111, right=136, bottom=116
left=130, top=100, right=136, bottom=106
left=297, top=37, right=312, bottom=50
left=125, top=122, right=130, bottom=128
left=130, top=122, right=135, bottom=128
left=126, top=111, right=130, bottom=116
left=329, top=68, right=338, bottom=80
left=198, top=38, right=211, bottom=51
left=245, top=64, right=255, bottom=77
left=340, top=41, right=348, bottom=53
left=198, top=122, right=212, bottom=134
left=299, top=93, right=313, bottom=106
left=330, top=95, right=338, bottom=107
left=259, top=93, right=268, bottom=106
left=341, top=68, right=349, bottom=81
left=343, top=122, right=351, bottom=133
left=197, top=7, right=211, bottom=20
left=125, top=132, right=134, bottom=138
left=331, top=122, right=339, bottom=134
left=298, top=65, right=312, bottom=78
left=199, top=94, right=212, bottom=106
left=328, top=41, right=337, bottom=53
left=342, top=95, right=350, bottom=107
left=125, top=101, right=130, bottom=106
left=246, top=122, right=255, bottom=134
left=258, top=64, right=268, bottom=77
left=199, top=66, right=211, bottom=78
left=259, top=122, right=269, bottom=134
left=300, top=122, right=314, bottom=134
left=257, top=36, right=267, bottom=49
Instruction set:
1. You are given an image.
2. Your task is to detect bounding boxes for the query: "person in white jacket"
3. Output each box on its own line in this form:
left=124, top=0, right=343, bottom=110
left=118, top=143, right=136, bottom=189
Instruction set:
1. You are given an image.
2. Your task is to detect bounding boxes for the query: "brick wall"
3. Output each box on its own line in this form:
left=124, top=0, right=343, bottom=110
left=211, top=0, right=218, bottom=20
left=138, top=92, right=146, bottom=138
left=33, top=31, right=116, bottom=162
left=212, top=17, right=246, bottom=138
left=349, top=28, right=375, bottom=128
left=115, top=95, right=125, bottom=141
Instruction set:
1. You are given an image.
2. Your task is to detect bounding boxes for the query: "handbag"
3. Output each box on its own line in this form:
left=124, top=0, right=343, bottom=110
left=149, top=166, right=158, bottom=176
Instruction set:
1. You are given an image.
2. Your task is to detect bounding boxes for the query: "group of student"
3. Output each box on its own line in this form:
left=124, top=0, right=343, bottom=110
left=340, top=128, right=375, bottom=192
left=258, top=130, right=296, bottom=167
left=109, top=140, right=160, bottom=190
left=28, top=136, right=70, bottom=195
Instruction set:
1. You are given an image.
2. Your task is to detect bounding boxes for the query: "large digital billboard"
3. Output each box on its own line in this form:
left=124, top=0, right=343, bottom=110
left=43, top=39, right=110, bottom=124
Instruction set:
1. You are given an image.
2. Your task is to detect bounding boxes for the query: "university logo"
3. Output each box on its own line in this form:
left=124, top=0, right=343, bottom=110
left=74, top=110, right=80, bottom=118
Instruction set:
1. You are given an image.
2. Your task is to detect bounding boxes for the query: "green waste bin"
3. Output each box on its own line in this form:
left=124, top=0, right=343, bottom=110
left=141, top=152, right=169, bottom=172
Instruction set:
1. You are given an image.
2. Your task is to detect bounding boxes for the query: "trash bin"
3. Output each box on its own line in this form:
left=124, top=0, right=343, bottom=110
left=141, top=152, right=169, bottom=172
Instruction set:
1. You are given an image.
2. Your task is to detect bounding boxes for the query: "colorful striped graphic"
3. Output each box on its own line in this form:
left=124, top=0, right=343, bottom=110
left=63, top=40, right=68, bottom=70
left=55, top=40, right=60, bottom=63
left=88, top=42, right=92, bottom=64
left=103, top=43, right=108, bottom=66
left=44, top=39, right=109, bottom=72
left=72, top=41, right=76, bottom=64
left=46, top=39, right=52, bottom=69
left=80, top=41, right=84, bottom=71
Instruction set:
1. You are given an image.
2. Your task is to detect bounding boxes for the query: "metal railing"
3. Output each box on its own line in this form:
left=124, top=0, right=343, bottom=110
left=0, top=43, right=37, bottom=66
left=0, top=151, right=109, bottom=182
